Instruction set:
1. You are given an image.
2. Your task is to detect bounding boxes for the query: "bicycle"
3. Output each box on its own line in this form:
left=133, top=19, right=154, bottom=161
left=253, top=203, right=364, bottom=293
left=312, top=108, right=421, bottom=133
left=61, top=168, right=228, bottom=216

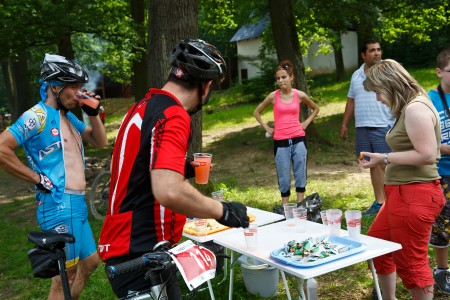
left=89, top=169, right=110, bottom=220
left=27, top=230, right=75, bottom=300
left=106, top=240, right=174, bottom=300
left=106, top=240, right=226, bottom=300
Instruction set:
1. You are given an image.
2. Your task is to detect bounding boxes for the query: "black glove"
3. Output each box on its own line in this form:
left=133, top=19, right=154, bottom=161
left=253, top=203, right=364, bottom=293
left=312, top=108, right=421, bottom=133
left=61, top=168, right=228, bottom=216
left=218, top=201, right=249, bottom=228
left=81, top=101, right=100, bottom=116
left=35, top=174, right=53, bottom=194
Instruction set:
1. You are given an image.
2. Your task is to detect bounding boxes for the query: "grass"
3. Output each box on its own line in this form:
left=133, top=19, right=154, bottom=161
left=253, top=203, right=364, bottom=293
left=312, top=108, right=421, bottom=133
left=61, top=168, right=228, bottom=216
left=0, top=66, right=447, bottom=299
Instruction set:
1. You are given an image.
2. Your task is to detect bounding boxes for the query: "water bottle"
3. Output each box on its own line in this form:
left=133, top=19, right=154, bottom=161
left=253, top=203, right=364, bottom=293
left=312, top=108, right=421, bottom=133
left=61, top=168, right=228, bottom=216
left=306, top=277, right=318, bottom=300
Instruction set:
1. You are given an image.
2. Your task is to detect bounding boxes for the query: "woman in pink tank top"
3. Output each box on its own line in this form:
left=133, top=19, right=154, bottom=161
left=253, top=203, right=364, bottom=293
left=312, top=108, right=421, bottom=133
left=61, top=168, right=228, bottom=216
left=253, top=60, right=320, bottom=205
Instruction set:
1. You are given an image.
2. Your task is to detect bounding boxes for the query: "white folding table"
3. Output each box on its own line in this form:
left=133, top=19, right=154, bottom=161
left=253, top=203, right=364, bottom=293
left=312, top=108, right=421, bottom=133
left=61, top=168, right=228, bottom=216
left=182, top=206, right=285, bottom=299
left=213, top=220, right=402, bottom=300
left=182, top=206, right=285, bottom=243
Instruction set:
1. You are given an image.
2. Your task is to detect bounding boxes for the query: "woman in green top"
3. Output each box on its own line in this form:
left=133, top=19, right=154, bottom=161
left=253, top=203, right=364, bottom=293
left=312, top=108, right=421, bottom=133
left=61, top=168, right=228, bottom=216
left=360, top=59, right=445, bottom=300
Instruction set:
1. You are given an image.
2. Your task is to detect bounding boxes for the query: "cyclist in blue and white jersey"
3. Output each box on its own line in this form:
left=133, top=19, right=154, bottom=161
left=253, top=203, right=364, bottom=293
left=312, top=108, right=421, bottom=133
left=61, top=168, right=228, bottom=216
left=0, top=54, right=107, bottom=299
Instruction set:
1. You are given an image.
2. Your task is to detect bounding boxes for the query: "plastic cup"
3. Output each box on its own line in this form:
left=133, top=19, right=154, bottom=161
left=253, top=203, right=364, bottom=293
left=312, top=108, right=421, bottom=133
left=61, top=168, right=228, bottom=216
left=345, top=210, right=362, bottom=239
left=295, top=207, right=308, bottom=232
left=193, top=153, right=212, bottom=184
left=244, top=224, right=258, bottom=250
left=76, top=92, right=99, bottom=109
left=211, top=190, right=224, bottom=201
left=326, top=209, right=342, bottom=236
left=195, top=219, right=207, bottom=236
left=283, top=203, right=297, bottom=226
left=320, top=210, right=328, bottom=226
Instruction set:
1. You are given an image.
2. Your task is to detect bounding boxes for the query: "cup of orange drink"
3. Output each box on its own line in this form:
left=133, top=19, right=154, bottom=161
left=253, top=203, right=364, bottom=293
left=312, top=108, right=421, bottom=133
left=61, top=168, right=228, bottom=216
left=193, top=153, right=212, bottom=184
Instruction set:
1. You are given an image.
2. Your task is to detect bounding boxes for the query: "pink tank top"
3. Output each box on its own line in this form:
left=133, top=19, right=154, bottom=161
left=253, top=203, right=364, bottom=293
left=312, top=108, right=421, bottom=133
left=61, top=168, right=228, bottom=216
left=273, top=89, right=305, bottom=140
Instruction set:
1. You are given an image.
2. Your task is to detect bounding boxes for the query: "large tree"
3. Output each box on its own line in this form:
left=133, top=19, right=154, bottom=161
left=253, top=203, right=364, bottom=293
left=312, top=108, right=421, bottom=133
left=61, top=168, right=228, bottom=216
left=130, top=0, right=148, bottom=101
left=268, top=0, right=326, bottom=142
left=147, top=0, right=203, bottom=154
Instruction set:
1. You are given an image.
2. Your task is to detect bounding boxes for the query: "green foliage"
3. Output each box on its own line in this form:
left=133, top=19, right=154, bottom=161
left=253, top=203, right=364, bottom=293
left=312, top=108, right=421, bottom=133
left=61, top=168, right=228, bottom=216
left=377, top=1, right=449, bottom=43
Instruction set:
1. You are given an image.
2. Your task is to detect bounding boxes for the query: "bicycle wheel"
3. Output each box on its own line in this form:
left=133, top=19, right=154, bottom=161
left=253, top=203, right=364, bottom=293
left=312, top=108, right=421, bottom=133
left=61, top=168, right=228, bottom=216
left=89, top=171, right=110, bottom=221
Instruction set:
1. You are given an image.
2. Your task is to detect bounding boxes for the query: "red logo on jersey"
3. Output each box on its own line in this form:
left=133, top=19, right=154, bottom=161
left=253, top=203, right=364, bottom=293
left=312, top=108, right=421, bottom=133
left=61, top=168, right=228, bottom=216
left=51, top=128, right=59, bottom=136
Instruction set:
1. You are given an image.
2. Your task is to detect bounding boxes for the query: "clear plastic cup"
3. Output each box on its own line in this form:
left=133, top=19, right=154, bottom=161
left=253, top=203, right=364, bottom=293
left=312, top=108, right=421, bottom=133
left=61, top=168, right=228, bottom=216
left=345, top=210, right=362, bottom=239
left=283, top=203, right=297, bottom=226
left=76, top=92, right=99, bottom=109
left=195, top=219, right=207, bottom=236
left=211, top=190, right=224, bottom=201
left=193, top=153, right=212, bottom=184
left=244, top=224, right=258, bottom=250
left=326, top=209, right=342, bottom=236
left=295, top=207, right=308, bottom=232
left=320, top=210, right=328, bottom=226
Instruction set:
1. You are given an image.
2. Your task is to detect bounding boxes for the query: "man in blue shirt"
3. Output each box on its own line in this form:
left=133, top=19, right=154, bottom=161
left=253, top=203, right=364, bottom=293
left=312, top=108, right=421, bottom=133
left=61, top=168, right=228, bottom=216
left=339, top=39, right=395, bottom=215
left=0, top=54, right=107, bottom=299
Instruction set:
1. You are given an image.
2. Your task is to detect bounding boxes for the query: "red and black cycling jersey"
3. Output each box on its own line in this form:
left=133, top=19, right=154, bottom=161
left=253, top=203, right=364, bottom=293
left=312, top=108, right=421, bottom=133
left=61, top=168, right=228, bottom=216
left=98, top=88, right=191, bottom=262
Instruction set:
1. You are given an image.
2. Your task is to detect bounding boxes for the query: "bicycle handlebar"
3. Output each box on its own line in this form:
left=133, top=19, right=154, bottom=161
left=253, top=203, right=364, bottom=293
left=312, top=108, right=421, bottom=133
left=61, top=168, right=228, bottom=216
left=106, top=251, right=173, bottom=280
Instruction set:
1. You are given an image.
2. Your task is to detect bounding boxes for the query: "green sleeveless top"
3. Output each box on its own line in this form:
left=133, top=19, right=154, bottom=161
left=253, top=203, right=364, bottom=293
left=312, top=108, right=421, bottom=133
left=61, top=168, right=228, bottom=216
left=385, top=96, right=441, bottom=185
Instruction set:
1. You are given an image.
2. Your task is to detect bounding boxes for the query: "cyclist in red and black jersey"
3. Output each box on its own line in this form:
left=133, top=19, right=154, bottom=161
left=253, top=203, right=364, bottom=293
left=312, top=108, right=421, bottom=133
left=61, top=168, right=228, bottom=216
left=99, top=39, right=249, bottom=299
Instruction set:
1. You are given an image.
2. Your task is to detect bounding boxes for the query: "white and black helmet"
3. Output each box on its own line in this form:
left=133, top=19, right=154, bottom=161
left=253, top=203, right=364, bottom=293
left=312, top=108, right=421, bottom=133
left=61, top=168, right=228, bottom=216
left=40, top=53, right=88, bottom=84
left=169, top=39, right=226, bottom=85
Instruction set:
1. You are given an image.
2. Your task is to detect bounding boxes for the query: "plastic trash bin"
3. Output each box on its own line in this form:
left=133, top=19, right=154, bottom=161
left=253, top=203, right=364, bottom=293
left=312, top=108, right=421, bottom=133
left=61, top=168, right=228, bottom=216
left=238, top=255, right=279, bottom=297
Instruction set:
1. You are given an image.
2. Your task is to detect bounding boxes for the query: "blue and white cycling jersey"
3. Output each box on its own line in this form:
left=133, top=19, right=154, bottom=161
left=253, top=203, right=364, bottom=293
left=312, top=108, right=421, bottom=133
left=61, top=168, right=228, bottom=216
left=7, top=100, right=86, bottom=203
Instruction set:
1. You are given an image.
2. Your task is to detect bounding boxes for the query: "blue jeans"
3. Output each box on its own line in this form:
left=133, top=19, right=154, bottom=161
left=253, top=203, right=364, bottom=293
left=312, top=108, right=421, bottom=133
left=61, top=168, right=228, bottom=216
left=274, top=138, right=307, bottom=197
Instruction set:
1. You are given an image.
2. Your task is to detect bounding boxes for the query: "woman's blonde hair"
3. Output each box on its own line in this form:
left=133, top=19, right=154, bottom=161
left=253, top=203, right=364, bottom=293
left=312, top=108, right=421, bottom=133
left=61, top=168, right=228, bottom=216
left=363, top=59, right=427, bottom=119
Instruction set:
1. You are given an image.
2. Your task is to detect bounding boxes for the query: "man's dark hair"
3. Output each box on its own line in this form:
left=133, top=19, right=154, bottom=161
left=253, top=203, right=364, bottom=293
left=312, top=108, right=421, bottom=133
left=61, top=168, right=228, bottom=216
left=360, top=38, right=380, bottom=54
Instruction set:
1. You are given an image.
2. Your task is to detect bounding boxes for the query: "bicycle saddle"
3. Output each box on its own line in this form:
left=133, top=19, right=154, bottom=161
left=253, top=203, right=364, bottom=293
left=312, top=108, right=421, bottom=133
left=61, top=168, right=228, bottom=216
left=28, top=231, right=75, bottom=250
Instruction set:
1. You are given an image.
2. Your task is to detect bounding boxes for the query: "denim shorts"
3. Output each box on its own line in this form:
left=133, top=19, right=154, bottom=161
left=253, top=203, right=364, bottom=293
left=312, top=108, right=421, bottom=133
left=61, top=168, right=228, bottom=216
left=355, top=126, right=391, bottom=159
left=36, top=191, right=97, bottom=268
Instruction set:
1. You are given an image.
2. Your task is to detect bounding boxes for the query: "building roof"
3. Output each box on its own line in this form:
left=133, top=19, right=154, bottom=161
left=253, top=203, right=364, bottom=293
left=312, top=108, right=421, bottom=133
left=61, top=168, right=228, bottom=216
left=230, top=17, right=269, bottom=42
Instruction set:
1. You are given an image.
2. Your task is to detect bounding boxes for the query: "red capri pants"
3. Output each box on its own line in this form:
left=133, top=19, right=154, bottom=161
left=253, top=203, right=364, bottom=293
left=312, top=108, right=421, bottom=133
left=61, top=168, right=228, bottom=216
left=367, top=180, right=445, bottom=290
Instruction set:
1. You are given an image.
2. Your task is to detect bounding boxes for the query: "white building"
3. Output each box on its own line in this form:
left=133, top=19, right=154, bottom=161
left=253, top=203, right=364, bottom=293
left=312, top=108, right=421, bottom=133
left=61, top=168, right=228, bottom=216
left=230, top=19, right=358, bottom=84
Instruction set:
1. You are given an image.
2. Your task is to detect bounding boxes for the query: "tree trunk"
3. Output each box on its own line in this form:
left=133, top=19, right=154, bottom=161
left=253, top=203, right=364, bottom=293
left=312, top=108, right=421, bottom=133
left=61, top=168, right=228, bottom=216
left=1, top=50, right=34, bottom=120
left=333, top=34, right=345, bottom=82
left=131, top=0, right=148, bottom=101
left=268, top=0, right=326, bottom=143
left=58, top=34, right=83, bottom=120
left=2, top=59, right=18, bottom=119
left=58, top=34, right=75, bottom=59
left=148, top=0, right=202, bottom=154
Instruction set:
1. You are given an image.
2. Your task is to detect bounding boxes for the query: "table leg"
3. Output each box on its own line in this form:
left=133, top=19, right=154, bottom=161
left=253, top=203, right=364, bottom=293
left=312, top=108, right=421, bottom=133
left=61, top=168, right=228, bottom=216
left=280, top=271, right=292, bottom=300
left=369, top=259, right=382, bottom=300
left=207, top=280, right=215, bottom=300
left=216, top=247, right=228, bottom=285
left=296, top=278, right=306, bottom=300
left=228, top=250, right=235, bottom=300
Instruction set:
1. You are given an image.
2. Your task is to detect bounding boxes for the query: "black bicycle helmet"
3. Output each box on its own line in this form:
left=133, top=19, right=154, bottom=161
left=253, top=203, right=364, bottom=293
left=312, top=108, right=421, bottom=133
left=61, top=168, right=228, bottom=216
left=40, top=53, right=88, bottom=84
left=169, top=39, right=226, bottom=85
